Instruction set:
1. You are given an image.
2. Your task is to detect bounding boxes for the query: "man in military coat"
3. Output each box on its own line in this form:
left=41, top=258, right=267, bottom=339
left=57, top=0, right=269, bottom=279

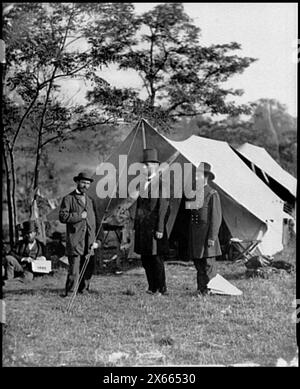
left=59, top=171, right=98, bottom=296
left=134, top=149, right=170, bottom=295
left=187, top=163, right=222, bottom=295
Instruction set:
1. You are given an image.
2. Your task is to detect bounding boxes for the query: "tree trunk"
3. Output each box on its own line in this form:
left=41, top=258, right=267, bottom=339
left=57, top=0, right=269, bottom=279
left=255, top=102, right=280, bottom=161
left=32, top=10, right=72, bottom=191
left=33, top=145, right=42, bottom=191
left=3, top=151, right=15, bottom=246
left=32, top=73, right=56, bottom=192
left=8, top=148, right=18, bottom=234
left=149, top=79, right=156, bottom=108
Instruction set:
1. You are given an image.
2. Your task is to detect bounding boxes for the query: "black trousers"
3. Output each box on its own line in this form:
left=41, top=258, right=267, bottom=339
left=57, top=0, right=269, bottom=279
left=141, top=255, right=166, bottom=293
left=65, top=232, right=95, bottom=295
left=65, top=254, right=95, bottom=294
left=193, top=257, right=217, bottom=292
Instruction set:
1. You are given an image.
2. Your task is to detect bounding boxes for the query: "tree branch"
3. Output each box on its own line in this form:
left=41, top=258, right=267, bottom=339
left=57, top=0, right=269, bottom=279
left=11, top=90, right=40, bottom=149
left=65, top=36, right=83, bottom=49
left=169, top=111, right=208, bottom=118
left=38, top=61, right=92, bottom=89
left=149, top=30, right=155, bottom=104
left=40, top=118, right=115, bottom=148
left=166, top=99, right=188, bottom=113
left=152, top=43, right=169, bottom=78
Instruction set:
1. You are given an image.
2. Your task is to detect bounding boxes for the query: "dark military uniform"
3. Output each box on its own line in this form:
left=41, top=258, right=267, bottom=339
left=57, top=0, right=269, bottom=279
left=187, top=184, right=222, bottom=293
left=134, top=178, right=170, bottom=294
left=59, top=190, right=96, bottom=295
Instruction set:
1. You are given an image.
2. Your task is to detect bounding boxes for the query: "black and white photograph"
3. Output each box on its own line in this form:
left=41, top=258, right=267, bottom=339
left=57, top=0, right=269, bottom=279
left=1, top=2, right=298, bottom=370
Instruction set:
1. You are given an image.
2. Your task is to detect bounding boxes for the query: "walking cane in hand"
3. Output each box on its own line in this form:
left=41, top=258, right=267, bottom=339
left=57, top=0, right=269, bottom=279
left=66, top=240, right=101, bottom=313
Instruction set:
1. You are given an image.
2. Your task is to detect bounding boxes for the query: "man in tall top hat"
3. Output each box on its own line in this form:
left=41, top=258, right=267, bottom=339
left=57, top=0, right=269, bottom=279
left=59, top=171, right=99, bottom=296
left=3, top=220, right=46, bottom=282
left=187, top=162, right=222, bottom=295
left=134, top=148, right=170, bottom=295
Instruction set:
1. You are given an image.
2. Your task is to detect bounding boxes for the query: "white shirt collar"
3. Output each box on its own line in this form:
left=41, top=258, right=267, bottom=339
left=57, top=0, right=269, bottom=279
left=28, top=240, right=36, bottom=250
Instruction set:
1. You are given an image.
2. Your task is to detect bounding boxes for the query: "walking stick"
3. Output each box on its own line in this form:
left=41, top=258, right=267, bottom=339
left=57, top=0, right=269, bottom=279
left=66, top=244, right=97, bottom=313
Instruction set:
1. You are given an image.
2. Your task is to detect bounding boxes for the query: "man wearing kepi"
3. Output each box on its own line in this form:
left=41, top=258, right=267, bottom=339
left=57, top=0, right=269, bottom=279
left=59, top=171, right=99, bottom=296
left=134, top=148, right=170, bottom=296
left=187, top=163, right=222, bottom=295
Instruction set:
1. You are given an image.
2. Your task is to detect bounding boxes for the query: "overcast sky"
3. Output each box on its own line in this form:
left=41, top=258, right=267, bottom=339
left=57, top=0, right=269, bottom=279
left=62, top=2, right=298, bottom=117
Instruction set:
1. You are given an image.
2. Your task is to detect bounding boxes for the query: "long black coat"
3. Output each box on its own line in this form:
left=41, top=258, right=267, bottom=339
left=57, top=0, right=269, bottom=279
left=187, top=184, right=222, bottom=259
left=59, top=190, right=96, bottom=256
left=134, top=181, right=170, bottom=256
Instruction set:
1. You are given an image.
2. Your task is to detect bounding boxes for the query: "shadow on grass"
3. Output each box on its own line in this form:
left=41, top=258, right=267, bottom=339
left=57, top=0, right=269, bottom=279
left=3, top=287, right=64, bottom=296
left=221, top=271, right=246, bottom=281
left=3, top=286, right=108, bottom=299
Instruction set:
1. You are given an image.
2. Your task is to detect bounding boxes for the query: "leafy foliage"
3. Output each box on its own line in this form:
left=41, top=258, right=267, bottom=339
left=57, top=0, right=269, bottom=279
left=179, top=99, right=297, bottom=177
left=88, top=3, right=257, bottom=130
left=2, top=3, right=138, bottom=233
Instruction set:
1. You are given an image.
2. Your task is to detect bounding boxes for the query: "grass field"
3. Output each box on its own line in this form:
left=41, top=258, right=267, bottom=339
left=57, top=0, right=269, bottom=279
left=2, top=245, right=297, bottom=367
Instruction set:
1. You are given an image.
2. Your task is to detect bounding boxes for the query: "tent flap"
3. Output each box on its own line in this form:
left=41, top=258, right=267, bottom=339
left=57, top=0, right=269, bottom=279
left=236, top=142, right=297, bottom=198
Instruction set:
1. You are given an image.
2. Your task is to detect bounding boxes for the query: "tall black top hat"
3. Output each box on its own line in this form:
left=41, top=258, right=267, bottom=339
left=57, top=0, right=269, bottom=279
left=22, top=220, right=38, bottom=234
left=203, top=162, right=215, bottom=180
left=73, top=170, right=94, bottom=183
left=142, top=148, right=160, bottom=164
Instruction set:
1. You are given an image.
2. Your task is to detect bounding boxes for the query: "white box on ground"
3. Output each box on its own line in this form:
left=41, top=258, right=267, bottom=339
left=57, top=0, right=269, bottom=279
left=207, top=274, right=242, bottom=296
left=59, top=256, right=69, bottom=266
left=31, top=259, right=52, bottom=273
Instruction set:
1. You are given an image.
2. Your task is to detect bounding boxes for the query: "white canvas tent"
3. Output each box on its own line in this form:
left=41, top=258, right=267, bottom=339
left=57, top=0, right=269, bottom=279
left=164, top=134, right=285, bottom=256
left=48, top=119, right=286, bottom=257
left=234, top=142, right=297, bottom=201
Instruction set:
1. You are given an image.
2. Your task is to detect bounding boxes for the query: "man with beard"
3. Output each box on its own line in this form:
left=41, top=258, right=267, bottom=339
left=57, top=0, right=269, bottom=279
left=3, top=220, right=46, bottom=282
left=59, top=171, right=99, bottom=296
